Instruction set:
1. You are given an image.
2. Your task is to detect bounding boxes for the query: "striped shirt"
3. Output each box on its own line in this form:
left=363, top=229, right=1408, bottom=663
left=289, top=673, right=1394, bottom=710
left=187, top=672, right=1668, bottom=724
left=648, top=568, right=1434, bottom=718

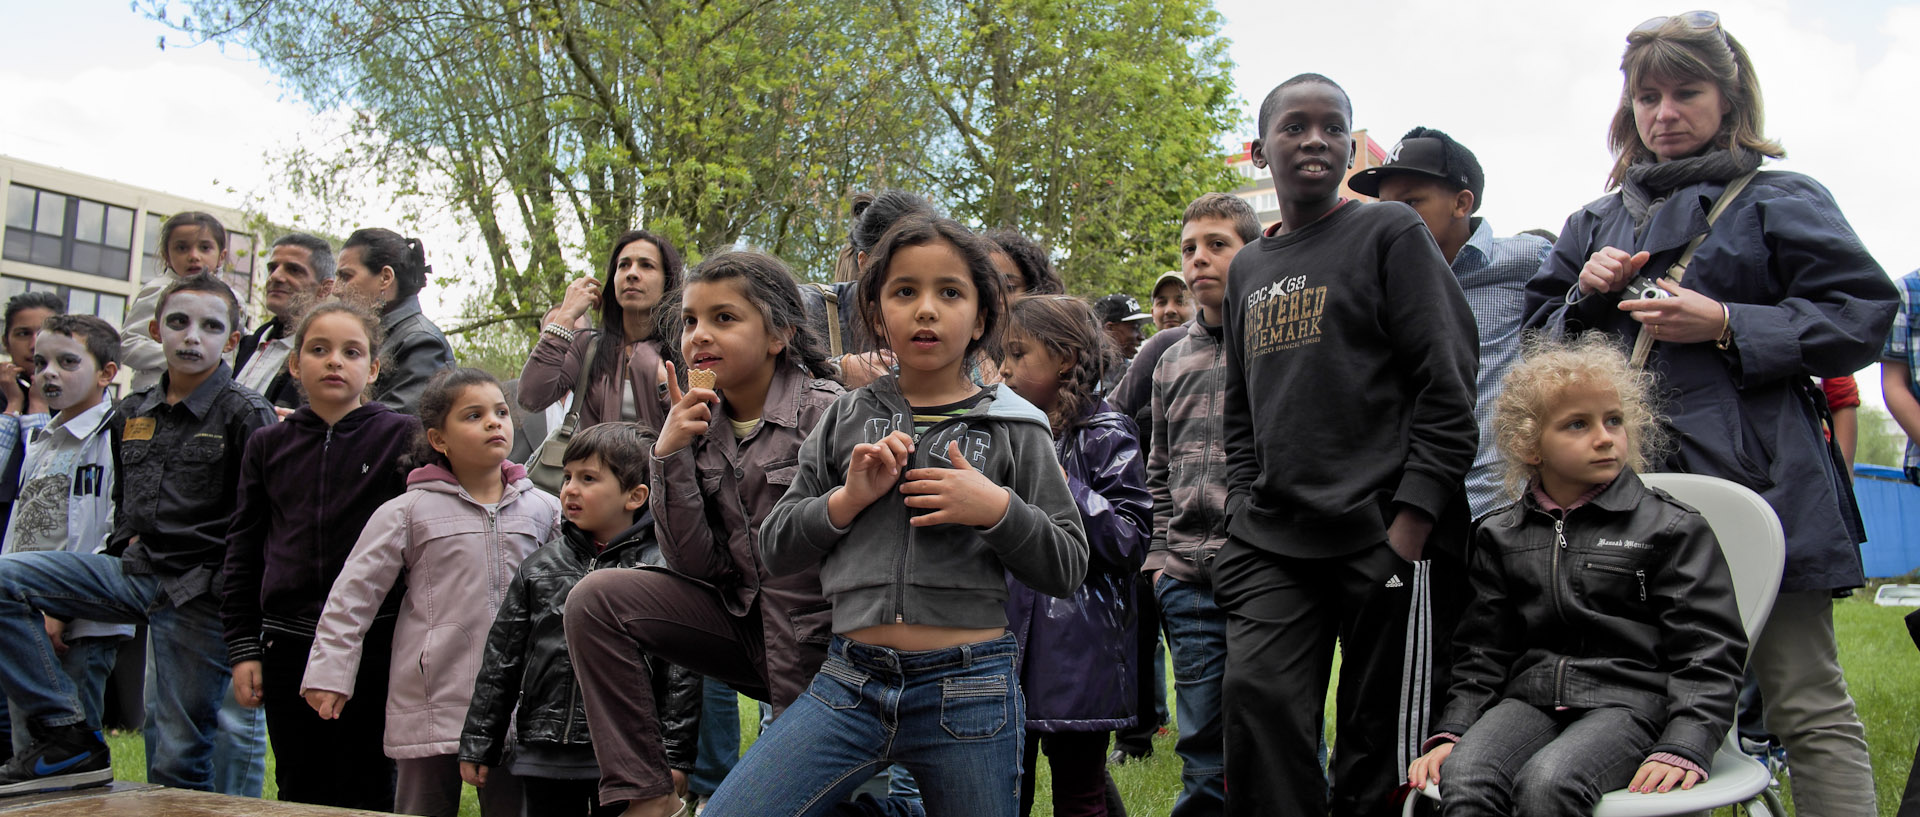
left=1454, top=219, right=1553, bottom=517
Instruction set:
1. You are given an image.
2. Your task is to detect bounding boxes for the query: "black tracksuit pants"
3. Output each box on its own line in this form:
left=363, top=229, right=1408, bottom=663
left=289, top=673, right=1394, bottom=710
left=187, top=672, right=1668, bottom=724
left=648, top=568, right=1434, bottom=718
left=1213, top=538, right=1462, bottom=817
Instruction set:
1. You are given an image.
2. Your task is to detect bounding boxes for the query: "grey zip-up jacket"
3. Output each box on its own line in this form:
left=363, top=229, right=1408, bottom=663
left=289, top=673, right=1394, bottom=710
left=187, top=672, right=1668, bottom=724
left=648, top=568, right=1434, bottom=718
left=761, top=376, right=1089, bottom=634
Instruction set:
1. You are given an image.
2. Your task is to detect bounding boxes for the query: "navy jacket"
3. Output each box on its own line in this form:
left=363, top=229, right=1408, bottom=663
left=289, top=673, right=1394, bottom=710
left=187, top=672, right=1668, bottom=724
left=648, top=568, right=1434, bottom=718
left=1525, top=170, right=1897, bottom=593
left=1006, top=404, right=1151, bottom=733
left=222, top=402, right=418, bottom=665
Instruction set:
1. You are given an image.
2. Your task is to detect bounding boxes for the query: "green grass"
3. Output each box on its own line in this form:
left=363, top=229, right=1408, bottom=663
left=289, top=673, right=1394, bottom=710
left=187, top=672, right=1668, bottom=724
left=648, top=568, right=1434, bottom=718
left=102, top=595, right=1920, bottom=815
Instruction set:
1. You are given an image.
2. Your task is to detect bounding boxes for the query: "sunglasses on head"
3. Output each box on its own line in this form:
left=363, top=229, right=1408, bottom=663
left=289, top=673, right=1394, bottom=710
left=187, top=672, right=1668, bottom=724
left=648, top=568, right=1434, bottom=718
left=1634, top=10, right=1720, bottom=34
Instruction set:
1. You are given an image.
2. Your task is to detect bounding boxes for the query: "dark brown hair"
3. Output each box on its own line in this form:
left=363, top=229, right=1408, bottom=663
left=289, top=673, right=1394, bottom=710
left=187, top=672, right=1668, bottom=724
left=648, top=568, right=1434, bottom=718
left=671, top=250, right=834, bottom=379
left=1006, top=295, right=1117, bottom=434
left=852, top=216, right=1006, bottom=366
left=410, top=368, right=505, bottom=471
left=596, top=230, right=686, bottom=377
left=39, top=314, right=119, bottom=371
left=563, top=421, right=656, bottom=494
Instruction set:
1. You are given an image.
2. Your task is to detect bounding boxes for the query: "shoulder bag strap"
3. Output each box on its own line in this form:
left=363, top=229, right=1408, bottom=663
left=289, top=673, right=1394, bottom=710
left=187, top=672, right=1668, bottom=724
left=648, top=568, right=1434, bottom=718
left=1629, top=170, right=1759, bottom=368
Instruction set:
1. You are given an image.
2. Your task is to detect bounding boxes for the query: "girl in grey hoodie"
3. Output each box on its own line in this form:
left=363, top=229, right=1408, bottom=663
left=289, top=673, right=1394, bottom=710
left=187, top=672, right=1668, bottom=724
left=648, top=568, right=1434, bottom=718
left=705, top=216, right=1088, bottom=817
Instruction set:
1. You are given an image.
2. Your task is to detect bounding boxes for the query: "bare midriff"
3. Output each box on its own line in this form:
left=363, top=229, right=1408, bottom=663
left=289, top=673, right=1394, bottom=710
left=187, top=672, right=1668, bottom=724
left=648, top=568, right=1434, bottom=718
left=844, top=622, right=1006, bottom=651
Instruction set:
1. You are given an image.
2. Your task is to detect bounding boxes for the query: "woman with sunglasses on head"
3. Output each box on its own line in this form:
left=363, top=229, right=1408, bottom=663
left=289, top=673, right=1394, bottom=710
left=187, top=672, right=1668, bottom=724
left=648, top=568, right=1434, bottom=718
left=1523, top=13, right=1895, bottom=815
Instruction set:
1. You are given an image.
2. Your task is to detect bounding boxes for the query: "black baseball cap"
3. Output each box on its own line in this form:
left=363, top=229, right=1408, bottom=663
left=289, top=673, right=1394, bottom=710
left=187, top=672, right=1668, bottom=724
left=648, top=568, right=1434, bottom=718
left=1346, top=128, right=1485, bottom=213
left=1094, top=294, right=1150, bottom=324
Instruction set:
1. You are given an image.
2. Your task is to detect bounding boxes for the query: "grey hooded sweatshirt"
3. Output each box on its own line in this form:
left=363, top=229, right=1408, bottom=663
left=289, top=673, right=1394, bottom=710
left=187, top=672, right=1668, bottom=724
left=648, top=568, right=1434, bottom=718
left=761, top=376, right=1089, bottom=634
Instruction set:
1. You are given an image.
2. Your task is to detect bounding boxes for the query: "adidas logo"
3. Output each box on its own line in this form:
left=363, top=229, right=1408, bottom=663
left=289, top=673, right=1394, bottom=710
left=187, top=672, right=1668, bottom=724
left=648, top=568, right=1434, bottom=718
left=1384, top=575, right=1404, bottom=589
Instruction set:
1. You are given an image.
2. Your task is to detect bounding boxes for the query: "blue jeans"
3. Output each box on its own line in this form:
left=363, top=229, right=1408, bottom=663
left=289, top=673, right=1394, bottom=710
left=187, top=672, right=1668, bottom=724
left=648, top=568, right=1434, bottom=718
left=7, top=635, right=120, bottom=754
left=705, top=634, right=1023, bottom=817
left=1441, top=699, right=1659, bottom=816
left=0, top=551, right=236, bottom=790
left=1157, top=576, right=1227, bottom=817
left=690, top=677, right=742, bottom=798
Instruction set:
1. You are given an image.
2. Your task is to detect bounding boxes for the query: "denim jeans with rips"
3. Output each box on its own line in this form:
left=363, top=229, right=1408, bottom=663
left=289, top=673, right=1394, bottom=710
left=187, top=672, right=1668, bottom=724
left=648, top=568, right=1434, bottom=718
left=703, top=634, right=1023, bottom=817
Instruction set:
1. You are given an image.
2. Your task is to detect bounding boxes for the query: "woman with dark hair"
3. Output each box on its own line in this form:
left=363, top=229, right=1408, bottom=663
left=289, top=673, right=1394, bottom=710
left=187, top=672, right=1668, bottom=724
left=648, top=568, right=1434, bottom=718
left=334, top=228, right=457, bottom=415
left=518, top=230, right=685, bottom=435
left=1523, top=13, right=1896, bottom=814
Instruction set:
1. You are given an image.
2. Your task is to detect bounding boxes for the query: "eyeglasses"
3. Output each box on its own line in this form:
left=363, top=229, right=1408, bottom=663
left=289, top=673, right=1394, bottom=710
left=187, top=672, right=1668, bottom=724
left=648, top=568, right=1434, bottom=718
left=1634, top=10, right=1720, bottom=34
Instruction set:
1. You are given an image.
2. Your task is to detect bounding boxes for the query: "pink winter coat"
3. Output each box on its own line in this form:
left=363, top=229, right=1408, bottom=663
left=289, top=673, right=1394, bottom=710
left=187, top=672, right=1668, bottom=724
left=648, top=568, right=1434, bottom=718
left=302, top=461, right=561, bottom=759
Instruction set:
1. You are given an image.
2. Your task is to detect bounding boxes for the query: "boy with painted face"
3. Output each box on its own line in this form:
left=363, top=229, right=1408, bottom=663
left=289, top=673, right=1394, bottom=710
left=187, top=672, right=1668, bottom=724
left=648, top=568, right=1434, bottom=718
left=0, top=315, right=136, bottom=758
left=0, top=276, right=276, bottom=796
left=1216, top=74, right=1478, bottom=817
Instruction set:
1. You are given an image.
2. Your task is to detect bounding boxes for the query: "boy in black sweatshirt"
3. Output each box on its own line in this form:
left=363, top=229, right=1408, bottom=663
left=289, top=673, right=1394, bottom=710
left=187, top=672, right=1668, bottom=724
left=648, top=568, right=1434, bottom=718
left=1217, top=73, right=1478, bottom=817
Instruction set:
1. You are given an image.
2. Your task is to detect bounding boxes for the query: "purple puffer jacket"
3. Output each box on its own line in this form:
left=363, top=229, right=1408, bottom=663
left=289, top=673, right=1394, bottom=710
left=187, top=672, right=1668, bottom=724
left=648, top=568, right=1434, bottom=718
left=1005, top=402, right=1151, bottom=733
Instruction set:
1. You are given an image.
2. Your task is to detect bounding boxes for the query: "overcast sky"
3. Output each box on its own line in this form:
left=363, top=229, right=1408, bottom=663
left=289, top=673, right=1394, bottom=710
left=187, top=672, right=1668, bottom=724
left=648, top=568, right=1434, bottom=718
left=3, top=0, right=1916, bottom=408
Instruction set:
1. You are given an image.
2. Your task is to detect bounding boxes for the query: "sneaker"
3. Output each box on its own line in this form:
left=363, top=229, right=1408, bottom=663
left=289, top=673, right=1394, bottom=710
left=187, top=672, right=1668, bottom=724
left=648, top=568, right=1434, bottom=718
left=0, top=726, right=111, bottom=796
left=1107, top=747, right=1151, bottom=765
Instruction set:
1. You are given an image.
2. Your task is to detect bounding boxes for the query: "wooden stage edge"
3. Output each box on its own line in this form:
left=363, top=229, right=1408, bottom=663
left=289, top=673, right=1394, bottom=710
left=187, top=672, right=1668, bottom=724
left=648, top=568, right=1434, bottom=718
left=0, top=782, right=397, bottom=815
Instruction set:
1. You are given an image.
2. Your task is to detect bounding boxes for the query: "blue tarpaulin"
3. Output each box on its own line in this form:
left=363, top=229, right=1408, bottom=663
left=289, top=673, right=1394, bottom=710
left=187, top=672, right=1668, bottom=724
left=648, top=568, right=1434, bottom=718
left=1853, top=464, right=1920, bottom=579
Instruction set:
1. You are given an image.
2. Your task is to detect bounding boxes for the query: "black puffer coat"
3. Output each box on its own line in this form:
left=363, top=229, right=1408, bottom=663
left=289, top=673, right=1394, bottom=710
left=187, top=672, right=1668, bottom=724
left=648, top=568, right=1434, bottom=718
left=459, top=514, right=701, bottom=769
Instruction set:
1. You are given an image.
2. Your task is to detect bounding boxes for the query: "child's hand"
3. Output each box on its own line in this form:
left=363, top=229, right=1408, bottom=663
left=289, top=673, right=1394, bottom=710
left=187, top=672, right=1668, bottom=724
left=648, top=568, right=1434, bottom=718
left=830, top=430, right=913, bottom=528
left=1628, top=759, right=1701, bottom=793
left=1407, top=742, right=1452, bottom=790
left=42, top=615, right=67, bottom=655
left=672, top=769, right=689, bottom=799
left=656, top=362, right=717, bottom=457
left=901, top=440, right=1011, bottom=528
left=304, top=689, right=348, bottom=720
left=232, top=660, right=265, bottom=709
left=460, top=761, right=489, bottom=787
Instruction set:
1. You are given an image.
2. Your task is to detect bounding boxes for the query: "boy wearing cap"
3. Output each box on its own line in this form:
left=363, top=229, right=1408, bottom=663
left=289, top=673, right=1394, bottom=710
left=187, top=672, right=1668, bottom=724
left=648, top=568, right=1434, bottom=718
left=1347, top=126, right=1551, bottom=518
left=1094, top=294, right=1151, bottom=392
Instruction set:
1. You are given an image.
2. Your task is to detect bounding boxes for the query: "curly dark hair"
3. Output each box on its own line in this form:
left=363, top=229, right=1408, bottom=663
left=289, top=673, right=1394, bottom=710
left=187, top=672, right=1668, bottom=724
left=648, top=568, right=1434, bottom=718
left=981, top=229, right=1063, bottom=295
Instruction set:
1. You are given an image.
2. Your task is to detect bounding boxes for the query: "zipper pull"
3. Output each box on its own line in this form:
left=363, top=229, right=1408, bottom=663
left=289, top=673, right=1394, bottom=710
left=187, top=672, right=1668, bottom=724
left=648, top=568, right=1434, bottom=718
left=1554, top=517, right=1567, bottom=549
left=1635, top=569, right=1647, bottom=601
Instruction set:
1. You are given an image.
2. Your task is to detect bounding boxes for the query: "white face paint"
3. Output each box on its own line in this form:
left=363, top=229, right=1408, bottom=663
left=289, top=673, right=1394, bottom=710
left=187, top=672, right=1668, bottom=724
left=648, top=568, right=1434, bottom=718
left=156, top=291, right=235, bottom=379
left=31, top=331, right=102, bottom=414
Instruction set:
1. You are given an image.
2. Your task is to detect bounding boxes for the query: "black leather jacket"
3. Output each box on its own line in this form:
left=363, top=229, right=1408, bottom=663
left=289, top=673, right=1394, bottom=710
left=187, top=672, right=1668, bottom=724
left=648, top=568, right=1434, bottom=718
left=460, top=515, right=702, bottom=770
left=1435, top=470, right=1746, bottom=770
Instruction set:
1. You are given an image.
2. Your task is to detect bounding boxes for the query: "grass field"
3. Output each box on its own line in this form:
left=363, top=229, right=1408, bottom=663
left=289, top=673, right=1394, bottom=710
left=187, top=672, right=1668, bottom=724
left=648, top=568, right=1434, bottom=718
left=103, top=594, right=1920, bottom=815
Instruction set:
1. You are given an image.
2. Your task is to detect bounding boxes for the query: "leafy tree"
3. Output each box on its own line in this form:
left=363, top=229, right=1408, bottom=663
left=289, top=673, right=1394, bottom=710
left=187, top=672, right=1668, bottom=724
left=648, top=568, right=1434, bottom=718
left=1859, top=405, right=1907, bottom=469
left=144, top=0, right=1238, bottom=332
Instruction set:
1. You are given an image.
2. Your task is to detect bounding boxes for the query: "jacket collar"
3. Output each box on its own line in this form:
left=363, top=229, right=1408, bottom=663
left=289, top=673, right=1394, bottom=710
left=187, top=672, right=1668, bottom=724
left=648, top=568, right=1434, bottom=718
left=1512, top=469, right=1647, bottom=524
left=287, top=400, right=395, bottom=434
left=1593, top=181, right=1722, bottom=258
left=560, top=511, right=655, bottom=560
left=381, top=295, right=425, bottom=331
left=407, top=460, right=531, bottom=502
left=138, top=361, right=235, bottom=418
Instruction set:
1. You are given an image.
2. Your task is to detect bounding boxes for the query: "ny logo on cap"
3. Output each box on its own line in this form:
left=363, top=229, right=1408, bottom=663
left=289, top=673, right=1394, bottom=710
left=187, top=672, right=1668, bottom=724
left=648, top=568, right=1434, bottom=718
left=1387, top=140, right=1406, bottom=163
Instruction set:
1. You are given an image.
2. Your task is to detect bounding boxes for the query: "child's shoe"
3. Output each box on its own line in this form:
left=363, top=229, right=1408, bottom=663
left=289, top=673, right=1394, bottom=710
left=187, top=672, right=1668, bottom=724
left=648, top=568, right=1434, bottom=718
left=0, top=725, right=111, bottom=796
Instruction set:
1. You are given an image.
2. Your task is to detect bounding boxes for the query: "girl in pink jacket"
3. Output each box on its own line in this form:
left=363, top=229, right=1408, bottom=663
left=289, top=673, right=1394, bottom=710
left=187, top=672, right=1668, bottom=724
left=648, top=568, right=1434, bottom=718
left=302, top=368, right=562, bottom=817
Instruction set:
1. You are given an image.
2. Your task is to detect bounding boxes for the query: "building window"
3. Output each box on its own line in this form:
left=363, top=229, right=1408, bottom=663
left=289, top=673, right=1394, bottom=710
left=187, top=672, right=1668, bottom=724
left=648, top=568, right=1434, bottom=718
left=0, top=278, right=127, bottom=328
left=141, top=213, right=167, bottom=283
left=3, top=185, right=135, bottom=280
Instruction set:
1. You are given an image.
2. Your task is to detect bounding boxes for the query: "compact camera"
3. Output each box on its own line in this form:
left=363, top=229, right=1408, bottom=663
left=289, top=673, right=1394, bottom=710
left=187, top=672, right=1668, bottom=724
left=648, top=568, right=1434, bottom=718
left=1624, top=278, right=1673, bottom=301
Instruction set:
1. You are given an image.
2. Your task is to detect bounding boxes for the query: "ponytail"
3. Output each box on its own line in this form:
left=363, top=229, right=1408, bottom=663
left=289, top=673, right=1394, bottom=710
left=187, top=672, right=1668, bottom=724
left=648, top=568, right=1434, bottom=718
left=343, top=228, right=432, bottom=306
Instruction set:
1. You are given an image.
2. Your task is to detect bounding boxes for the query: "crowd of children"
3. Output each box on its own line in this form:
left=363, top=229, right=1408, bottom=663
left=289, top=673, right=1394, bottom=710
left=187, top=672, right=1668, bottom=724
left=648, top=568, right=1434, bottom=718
left=0, top=10, right=1907, bottom=817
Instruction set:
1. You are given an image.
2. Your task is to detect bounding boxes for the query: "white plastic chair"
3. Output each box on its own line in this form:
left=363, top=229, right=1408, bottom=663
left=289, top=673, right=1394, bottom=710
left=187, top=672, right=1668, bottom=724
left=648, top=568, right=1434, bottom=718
left=1403, top=472, right=1787, bottom=817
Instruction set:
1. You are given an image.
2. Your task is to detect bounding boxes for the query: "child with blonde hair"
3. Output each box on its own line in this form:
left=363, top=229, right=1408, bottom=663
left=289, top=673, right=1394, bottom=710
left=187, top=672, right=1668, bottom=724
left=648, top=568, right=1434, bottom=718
left=1407, top=333, right=1747, bottom=815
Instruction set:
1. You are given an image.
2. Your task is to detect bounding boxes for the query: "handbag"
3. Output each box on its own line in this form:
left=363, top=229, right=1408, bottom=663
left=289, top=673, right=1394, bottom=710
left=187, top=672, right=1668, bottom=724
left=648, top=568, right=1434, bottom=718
left=526, top=333, right=600, bottom=494
left=1628, top=170, right=1757, bottom=368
